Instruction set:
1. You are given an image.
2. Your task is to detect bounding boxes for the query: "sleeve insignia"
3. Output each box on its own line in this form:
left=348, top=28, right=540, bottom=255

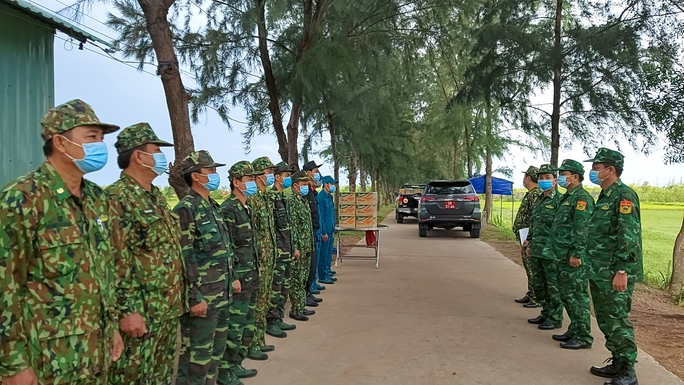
left=576, top=201, right=586, bottom=211
left=619, top=200, right=633, bottom=214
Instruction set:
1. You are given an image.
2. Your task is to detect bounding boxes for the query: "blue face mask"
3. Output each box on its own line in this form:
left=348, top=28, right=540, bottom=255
left=141, top=151, right=168, bottom=175
left=589, top=170, right=604, bottom=185
left=282, top=176, right=292, bottom=189
left=538, top=180, right=554, bottom=191
left=313, top=172, right=321, bottom=181
left=244, top=181, right=258, bottom=197
left=202, top=173, right=220, bottom=191
left=329, top=185, right=337, bottom=193
left=557, top=175, right=569, bottom=188
left=63, top=137, right=108, bottom=174
left=265, top=173, right=275, bottom=186
left=299, top=185, right=309, bottom=196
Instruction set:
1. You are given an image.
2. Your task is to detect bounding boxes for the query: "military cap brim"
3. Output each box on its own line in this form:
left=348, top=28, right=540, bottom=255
left=302, top=160, right=323, bottom=171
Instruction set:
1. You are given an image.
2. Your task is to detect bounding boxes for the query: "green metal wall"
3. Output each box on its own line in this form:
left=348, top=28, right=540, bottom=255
left=0, top=3, right=54, bottom=187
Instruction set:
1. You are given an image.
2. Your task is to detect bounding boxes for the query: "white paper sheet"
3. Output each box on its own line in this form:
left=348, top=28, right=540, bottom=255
left=519, top=228, right=529, bottom=245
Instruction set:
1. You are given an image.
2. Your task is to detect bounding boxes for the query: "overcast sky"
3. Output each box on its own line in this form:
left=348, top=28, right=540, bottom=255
left=42, top=0, right=684, bottom=188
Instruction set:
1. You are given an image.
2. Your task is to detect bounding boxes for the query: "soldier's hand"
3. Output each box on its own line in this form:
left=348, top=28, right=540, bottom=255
left=569, top=257, right=582, bottom=267
left=613, top=272, right=628, bottom=292
left=112, top=330, right=124, bottom=362
left=3, top=367, right=38, bottom=385
left=190, top=300, right=208, bottom=317
left=322, top=234, right=329, bottom=243
left=294, top=250, right=301, bottom=259
left=233, top=280, right=242, bottom=294
left=119, top=313, right=148, bottom=338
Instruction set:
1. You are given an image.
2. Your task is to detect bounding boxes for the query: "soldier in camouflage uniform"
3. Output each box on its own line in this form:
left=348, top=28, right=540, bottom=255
left=0, top=100, right=123, bottom=385
left=512, top=165, right=542, bottom=307
left=585, top=148, right=643, bottom=385
left=265, top=162, right=298, bottom=335
left=245, top=157, right=278, bottom=360
left=525, top=164, right=564, bottom=331
left=174, top=151, right=238, bottom=385
left=541, top=159, right=595, bottom=350
left=287, top=171, right=315, bottom=321
left=107, top=123, right=185, bottom=384
left=218, top=161, right=264, bottom=385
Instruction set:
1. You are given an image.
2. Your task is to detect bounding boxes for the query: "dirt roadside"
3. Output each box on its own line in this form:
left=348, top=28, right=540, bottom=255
left=482, top=225, right=684, bottom=380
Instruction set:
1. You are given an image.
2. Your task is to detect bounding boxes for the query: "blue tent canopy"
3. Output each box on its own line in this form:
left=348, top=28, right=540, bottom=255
left=468, top=176, right=514, bottom=195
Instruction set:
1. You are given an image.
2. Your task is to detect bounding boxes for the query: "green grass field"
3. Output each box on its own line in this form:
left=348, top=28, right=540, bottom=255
left=488, top=201, right=684, bottom=288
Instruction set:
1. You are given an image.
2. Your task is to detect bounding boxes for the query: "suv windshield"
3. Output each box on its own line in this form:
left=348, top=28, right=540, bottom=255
left=426, top=182, right=474, bottom=195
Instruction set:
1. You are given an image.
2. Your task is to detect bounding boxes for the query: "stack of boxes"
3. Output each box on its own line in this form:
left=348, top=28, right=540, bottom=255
left=337, top=192, right=378, bottom=228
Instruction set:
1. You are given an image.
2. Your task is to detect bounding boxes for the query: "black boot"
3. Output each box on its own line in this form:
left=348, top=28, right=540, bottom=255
left=604, top=364, right=638, bottom=385
left=590, top=358, right=620, bottom=378
left=515, top=295, right=531, bottom=304
left=527, top=315, right=546, bottom=324
left=552, top=330, right=572, bottom=342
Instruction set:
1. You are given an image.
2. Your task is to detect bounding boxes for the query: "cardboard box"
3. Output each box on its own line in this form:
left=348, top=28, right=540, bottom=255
left=355, top=192, right=377, bottom=204
left=355, top=204, right=377, bottom=216
left=338, top=204, right=356, bottom=216
left=355, top=216, right=378, bottom=228
left=338, top=216, right=356, bottom=228
left=338, top=192, right=356, bottom=204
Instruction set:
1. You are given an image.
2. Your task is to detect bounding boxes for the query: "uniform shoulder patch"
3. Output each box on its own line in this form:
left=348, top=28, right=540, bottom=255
left=576, top=201, right=586, bottom=211
left=620, top=200, right=633, bottom=214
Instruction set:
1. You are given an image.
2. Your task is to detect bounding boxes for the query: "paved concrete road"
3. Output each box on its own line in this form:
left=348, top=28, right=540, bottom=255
left=246, top=215, right=682, bottom=385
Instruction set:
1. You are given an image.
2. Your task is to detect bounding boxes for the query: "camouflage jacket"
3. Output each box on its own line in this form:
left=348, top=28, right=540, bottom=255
left=247, top=190, right=277, bottom=263
left=528, top=188, right=561, bottom=258
left=0, top=162, right=117, bottom=380
left=513, top=186, right=542, bottom=241
left=174, top=190, right=234, bottom=309
left=220, top=194, right=259, bottom=286
left=286, top=192, right=314, bottom=255
left=586, top=180, right=644, bottom=282
left=541, top=185, right=595, bottom=262
left=107, top=172, right=185, bottom=324
left=270, top=188, right=293, bottom=261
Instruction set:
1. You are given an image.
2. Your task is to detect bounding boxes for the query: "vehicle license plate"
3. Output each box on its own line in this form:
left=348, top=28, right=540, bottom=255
left=445, top=201, right=455, bottom=209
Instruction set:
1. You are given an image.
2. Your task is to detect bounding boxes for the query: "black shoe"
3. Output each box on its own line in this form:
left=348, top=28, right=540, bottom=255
left=302, top=309, right=316, bottom=316
left=311, top=296, right=323, bottom=303
left=552, top=331, right=572, bottom=342
left=261, top=345, right=275, bottom=352
left=306, top=297, right=319, bottom=307
left=603, top=367, right=638, bottom=385
left=310, top=288, right=321, bottom=294
left=523, top=301, right=541, bottom=308
left=591, top=358, right=620, bottom=378
left=538, top=321, right=561, bottom=330
left=289, top=312, right=309, bottom=321
left=527, top=315, right=546, bottom=324
left=515, top=295, right=531, bottom=304
left=560, top=338, right=591, bottom=350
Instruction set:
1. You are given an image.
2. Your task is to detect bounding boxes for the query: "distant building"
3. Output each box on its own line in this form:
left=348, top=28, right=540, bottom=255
left=0, top=0, right=110, bottom=186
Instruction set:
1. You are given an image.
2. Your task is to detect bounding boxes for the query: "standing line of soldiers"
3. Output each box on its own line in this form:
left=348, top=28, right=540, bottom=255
left=0, top=99, right=340, bottom=385
left=513, top=149, right=643, bottom=385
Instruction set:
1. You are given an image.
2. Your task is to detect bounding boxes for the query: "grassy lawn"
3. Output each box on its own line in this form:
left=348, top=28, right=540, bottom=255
left=487, top=201, right=684, bottom=289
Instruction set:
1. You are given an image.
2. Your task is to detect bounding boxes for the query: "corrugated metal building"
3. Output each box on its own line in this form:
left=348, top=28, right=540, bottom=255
left=0, top=0, right=110, bottom=186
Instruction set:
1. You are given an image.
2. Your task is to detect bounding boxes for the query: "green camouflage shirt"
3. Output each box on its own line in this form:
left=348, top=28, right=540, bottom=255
left=247, top=190, right=277, bottom=261
left=107, top=172, right=186, bottom=323
left=586, top=180, right=643, bottom=282
left=0, top=162, right=117, bottom=380
left=528, top=188, right=561, bottom=257
left=513, top=186, right=542, bottom=241
left=541, top=185, right=595, bottom=261
left=220, top=194, right=259, bottom=286
left=270, top=188, right=293, bottom=261
left=174, top=190, right=234, bottom=309
left=285, top=192, right=313, bottom=255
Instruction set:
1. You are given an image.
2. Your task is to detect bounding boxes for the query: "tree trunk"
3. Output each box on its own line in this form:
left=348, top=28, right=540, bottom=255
left=359, top=165, right=367, bottom=192
left=348, top=150, right=357, bottom=192
left=484, top=93, right=494, bottom=223
left=465, top=124, right=474, bottom=178
left=138, top=0, right=193, bottom=199
left=256, top=0, right=288, bottom=162
left=285, top=103, right=302, bottom=167
left=668, top=216, right=684, bottom=298
left=325, top=105, right=340, bottom=210
left=550, top=0, right=563, bottom=167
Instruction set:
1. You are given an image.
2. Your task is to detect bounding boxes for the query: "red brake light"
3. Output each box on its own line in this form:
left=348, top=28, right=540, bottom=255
left=420, top=196, right=436, bottom=202
left=463, top=195, right=480, bottom=201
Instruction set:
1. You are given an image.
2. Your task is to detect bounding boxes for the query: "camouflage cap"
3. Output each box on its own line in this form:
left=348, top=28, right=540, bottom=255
left=585, top=147, right=624, bottom=169
left=229, top=160, right=264, bottom=180
left=40, top=99, right=119, bottom=141
left=114, top=122, right=173, bottom=154
left=274, top=161, right=295, bottom=174
left=252, top=156, right=275, bottom=172
left=558, top=159, right=585, bottom=175
left=536, top=163, right=557, bottom=176
left=181, top=150, right=226, bottom=174
left=522, top=165, right=540, bottom=177
left=292, top=171, right=311, bottom=183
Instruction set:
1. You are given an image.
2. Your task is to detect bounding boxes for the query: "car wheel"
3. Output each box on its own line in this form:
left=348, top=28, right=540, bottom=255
left=445, top=226, right=454, bottom=231
left=470, top=228, right=481, bottom=238
left=397, top=214, right=404, bottom=224
left=419, top=224, right=427, bottom=237
left=463, top=224, right=472, bottom=231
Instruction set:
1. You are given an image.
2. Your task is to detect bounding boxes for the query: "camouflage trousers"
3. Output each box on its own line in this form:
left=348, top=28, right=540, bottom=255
left=248, top=251, right=276, bottom=353
left=590, top=278, right=637, bottom=367
left=529, top=257, right=563, bottom=326
left=219, top=280, right=259, bottom=380
left=289, top=251, right=312, bottom=314
left=110, top=318, right=179, bottom=385
left=266, top=253, right=292, bottom=322
left=521, top=245, right=536, bottom=301
left=177, top=305, right=229, bottom=385
left=557, top=261, right=593, bottom=346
